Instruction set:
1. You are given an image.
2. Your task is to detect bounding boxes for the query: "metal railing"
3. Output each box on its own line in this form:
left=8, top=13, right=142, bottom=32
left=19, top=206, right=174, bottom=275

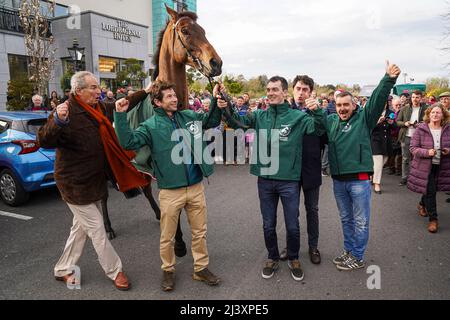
left=0, top=6, right=23, bottom=33
left=0, top=6, right=52, bottom=36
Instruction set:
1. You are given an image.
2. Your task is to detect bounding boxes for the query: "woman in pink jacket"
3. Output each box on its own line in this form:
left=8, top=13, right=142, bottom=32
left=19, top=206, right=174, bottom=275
left=408, top=104, right=450, bottom=233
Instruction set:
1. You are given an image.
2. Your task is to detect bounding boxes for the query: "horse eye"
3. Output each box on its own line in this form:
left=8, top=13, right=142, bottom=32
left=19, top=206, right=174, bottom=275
left=181, top=28, right=189, bottom=35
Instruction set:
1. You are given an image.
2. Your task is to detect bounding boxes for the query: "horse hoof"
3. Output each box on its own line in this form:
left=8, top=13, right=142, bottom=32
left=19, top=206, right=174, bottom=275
left=107, top=230, right=117, bottom=240
left=175, top=241, right=187, bottom=258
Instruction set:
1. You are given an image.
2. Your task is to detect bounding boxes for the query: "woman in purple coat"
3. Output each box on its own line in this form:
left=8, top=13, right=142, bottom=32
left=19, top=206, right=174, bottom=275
left=408, top=104, right=450, bottom=233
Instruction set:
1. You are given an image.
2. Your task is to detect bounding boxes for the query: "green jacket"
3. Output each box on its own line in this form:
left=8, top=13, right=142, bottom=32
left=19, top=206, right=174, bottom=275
left=114, top=101, right=222, bottom=190
left=226, top=103, right=326, bottom=181
left=324, top=74, right=397, bottom=177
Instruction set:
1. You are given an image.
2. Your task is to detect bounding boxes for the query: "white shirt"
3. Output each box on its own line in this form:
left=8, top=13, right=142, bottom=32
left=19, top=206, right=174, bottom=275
left=430, top=128, right=442, bottom=165
left=407, top=106, right=421, bottom=138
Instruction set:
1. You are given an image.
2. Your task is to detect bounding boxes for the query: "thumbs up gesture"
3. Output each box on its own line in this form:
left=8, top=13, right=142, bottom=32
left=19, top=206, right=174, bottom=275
left=386, top=60, right=401, bottom=79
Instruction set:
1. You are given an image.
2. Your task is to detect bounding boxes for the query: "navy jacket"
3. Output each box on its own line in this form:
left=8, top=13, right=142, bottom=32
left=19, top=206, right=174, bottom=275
left=291, top=102, right=328, bottom=190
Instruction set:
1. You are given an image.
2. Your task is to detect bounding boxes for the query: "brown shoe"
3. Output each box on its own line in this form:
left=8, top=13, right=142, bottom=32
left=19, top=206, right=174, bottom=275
left=428, top=220, right=438, bottom=234
left=193, top=268, right=221, bottom=286
left=161, top=271, right=175, bottom=292
left=114, top=272, right=130, bottom=291
left=417, top=204, right=428, bottom=218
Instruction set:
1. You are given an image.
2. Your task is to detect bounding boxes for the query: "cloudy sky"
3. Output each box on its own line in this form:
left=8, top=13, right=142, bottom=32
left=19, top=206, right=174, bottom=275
left=198, top=0, right=450, bottom=86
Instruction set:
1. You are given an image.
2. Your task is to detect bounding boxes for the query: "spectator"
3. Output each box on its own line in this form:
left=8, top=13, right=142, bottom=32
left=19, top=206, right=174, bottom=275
left=439, top=92, right=450, bottom=111
left=202, top=98, right=211, bottom=113
left=396, top=90, right=428, bottom=186
left=327, top=91, right=336, bottom=115
left=27, top=95, right=48, bottom=112
left=408, top=104, right=450, bottom=233
left=104, top=91, right=116, bottom=104
left=371, top=105, right=395, bottom=194
left=60, top=89, right=71, bottom=103
left=400, top=93, right=410, bottom=108
left=387, top=97, right=403, bottom=176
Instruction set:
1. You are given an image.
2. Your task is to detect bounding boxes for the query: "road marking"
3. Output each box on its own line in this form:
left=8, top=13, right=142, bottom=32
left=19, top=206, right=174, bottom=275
left=0, top=211, right=33, bottom=221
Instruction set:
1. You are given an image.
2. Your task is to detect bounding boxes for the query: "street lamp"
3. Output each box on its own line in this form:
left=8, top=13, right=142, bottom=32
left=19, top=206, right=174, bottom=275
left=67, top=39, right=85, bottom=72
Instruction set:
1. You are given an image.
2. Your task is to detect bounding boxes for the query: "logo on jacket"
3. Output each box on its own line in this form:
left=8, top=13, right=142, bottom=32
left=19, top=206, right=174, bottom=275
left=187, top=122, right=200, bottom=136
left=342, top=123, right=352, bottom=133
left=279, top=126, right=292, bottom=141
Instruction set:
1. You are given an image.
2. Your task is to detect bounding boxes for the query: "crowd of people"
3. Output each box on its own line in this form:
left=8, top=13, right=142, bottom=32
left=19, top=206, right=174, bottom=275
left=35, top=62, right=449, bottom=293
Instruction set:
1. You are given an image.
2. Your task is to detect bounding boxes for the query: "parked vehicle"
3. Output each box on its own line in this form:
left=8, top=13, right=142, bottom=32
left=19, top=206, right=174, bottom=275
left=0, top=111, right=56, bottom=206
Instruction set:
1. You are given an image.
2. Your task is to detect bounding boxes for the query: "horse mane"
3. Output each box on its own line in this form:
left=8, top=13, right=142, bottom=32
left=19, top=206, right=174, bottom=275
left=152, top=11, right=198, bottom=81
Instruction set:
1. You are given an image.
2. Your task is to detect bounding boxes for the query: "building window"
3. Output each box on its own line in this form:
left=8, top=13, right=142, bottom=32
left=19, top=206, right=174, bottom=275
left=8, top=54, right=29, bottom=80
left=99, top=56, right=119, bottom=73
left=173, top=0, right=187, bottom=12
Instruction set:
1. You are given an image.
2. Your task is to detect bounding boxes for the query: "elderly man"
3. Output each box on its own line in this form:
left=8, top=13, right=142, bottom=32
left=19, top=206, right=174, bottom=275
left=38, top=71, right=150, bottom=291
left=27, top=95, right=48, bottom=112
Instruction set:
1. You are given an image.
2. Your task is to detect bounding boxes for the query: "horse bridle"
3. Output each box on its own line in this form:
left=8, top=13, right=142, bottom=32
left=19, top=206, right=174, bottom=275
left=172, top=17, right=249, bottom=129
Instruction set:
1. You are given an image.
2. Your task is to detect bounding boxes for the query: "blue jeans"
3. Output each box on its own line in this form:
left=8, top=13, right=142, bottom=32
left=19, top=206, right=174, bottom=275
left=258, top=178, right=300, bottom=261
left=333, top=180, right=371, bottom=261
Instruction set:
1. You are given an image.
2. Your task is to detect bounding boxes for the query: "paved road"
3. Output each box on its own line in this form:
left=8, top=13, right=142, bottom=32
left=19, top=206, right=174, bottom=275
left=0, top=165, right=449, bottom=300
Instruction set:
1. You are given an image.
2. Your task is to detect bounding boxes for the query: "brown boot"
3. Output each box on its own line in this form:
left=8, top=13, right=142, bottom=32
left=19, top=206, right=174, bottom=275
left=428, top=220, right=438, bottom=233
left=417, top=204, right=428, bottom=218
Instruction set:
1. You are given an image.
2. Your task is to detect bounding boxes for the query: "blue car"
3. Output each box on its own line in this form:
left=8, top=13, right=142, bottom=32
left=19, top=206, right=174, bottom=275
left=0, top=111, right=56, bottom=206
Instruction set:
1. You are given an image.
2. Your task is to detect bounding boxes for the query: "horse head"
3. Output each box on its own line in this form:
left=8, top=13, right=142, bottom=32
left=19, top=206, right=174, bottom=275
left=165, top=5, right=222, bottom=78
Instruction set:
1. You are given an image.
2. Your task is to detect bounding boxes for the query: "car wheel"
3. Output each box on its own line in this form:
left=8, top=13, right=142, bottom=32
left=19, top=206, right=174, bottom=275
left=0, top=169, right=29, bottom=206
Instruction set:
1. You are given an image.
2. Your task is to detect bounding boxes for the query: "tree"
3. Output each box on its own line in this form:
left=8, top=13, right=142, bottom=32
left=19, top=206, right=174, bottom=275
left=426, top=77, right=450, bottom=92
left=60, top=70, right=74, bottom=92
left=6, top=74, right=35, bottom=111
left=116, top=58, right=147, bottom=89
left=19, top=0, right=57, bottom=96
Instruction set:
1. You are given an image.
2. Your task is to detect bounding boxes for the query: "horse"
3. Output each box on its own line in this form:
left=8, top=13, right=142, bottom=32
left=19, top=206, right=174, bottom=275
left=153, top=5, right=223, bottom=109
left=101, top=5, right=222, bottom=260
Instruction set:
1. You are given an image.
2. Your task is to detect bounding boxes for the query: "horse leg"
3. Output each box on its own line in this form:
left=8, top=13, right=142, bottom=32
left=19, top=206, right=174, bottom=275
left=174, top=211, right=187, bottom=258
left=101, top=195, right=116, bottom=240
left=142, top=183, right=161, bottom=220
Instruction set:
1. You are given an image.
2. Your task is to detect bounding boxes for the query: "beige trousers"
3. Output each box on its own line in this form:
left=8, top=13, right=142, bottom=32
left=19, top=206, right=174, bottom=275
left=54, top=201, right=122, bottom=281
left=159, top=183, right=209, bottom=273
left=373, top=155, right=389, bottom=185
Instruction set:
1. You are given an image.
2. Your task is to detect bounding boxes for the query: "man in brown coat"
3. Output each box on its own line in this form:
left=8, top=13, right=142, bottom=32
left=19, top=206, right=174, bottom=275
left=38, top=71, right=150, bottom=291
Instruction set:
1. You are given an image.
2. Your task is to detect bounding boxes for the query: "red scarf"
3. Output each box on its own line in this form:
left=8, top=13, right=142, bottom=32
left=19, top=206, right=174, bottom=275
left=75, top=96, right=148, bottom=192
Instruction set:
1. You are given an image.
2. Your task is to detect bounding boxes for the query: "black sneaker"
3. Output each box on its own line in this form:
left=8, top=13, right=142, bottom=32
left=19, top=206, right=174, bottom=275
left=280, top=248, right=288, bottom=261
left=193, top=268, right=221, bottom=286
left=161, top=271, right=175, bottom=292
left=336, top=255, right=365, bottom=271
left=262, top=260, right=279, bottom=279
left=288, top=260, right=304, bottom=281
left=398, top=179, right=407, bottom=186
left=446, top=198, right=450, bottom=203
left=333, top=250, right=350, bottom=265
left=321, top=169, right=329, bottom=177
left=309, top=248, right=321, bottom=265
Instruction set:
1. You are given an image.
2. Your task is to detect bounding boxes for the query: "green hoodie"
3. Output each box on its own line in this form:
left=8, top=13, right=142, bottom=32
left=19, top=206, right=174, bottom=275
left=324, top=74, right=397, bottom=177
left=114, top=101, right=222, bottom=190
left=226, top=103, right=325, bottom=181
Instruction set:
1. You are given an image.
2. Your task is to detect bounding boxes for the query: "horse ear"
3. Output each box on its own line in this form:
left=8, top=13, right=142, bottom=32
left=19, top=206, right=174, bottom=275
left=165, top=4, right=178, bottom=22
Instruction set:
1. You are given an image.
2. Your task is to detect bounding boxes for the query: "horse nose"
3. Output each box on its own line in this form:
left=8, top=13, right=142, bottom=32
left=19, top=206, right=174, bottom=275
left=210, top=58, right=222, bottom=76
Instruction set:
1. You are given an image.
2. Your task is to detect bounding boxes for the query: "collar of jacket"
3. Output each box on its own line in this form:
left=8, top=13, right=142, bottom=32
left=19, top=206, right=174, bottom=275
left=268, top=103, right=290, bottom=114
left=154, top=107, right=178, bottom=119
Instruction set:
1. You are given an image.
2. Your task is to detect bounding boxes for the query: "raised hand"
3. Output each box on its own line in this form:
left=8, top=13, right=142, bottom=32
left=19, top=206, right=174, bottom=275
left=305, top=97, right=319, bottom=111
left=56, top=101, right=69, bottom=121
left=116, top=98, right=130, bottom=113
left=386, top=60, right=401, bottom=79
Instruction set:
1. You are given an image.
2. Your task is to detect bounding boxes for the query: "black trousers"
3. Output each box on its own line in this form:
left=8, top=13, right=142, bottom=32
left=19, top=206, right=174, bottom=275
left=300, top=185, right=320, bottom=250
left=421, top=165, right=440, bottom=221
